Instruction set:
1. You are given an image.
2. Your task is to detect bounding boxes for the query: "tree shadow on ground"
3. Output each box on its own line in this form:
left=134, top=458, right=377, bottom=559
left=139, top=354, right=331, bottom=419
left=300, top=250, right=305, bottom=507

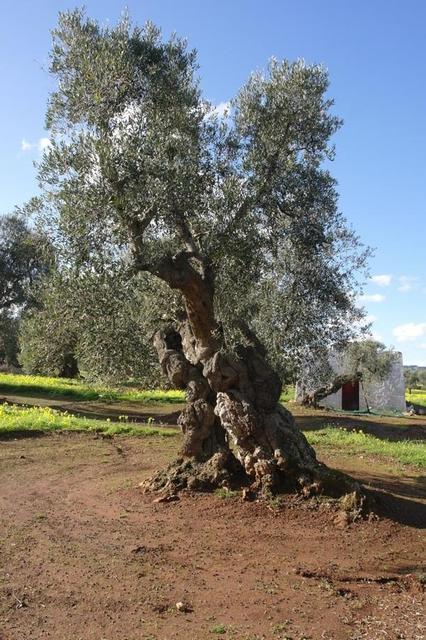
left=0, top=429, right=46, bottom=440
left=293, top=406, right=426, bottom=442
left=371, top=489, right=426, bottom=528
left=337, top=462, right=426, bottom=528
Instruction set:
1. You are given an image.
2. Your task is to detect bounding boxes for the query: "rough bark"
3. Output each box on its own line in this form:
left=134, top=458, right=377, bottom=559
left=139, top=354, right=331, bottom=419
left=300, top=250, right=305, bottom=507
left=145, top=321, right=363, bottom=503
left=140, top=251, right=365, bottom=505
left=205, top=343, right=361, bottom=499
left=58, top=352, right=79, bottom=379
left=301, top=373, right=362, bottom=408
left=144, top=325, right=244, bottom=494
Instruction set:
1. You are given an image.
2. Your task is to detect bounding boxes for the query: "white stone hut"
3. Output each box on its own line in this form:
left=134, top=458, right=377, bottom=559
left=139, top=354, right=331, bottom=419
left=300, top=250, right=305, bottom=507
left=295, top=349, right=406, bottom=412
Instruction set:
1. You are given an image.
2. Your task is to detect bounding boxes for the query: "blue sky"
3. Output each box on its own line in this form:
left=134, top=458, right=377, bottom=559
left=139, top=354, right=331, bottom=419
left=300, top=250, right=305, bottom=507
left=1, top=0, right=425, bottom=365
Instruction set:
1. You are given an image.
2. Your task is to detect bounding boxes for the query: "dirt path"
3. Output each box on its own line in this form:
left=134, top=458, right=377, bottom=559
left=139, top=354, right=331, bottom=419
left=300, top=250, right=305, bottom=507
left=0, top=432, right=424, bottom=640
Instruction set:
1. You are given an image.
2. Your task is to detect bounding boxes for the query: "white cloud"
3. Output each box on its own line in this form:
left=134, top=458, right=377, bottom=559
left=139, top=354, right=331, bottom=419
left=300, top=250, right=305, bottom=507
left=358, top=294, right=386, bottom=303
left=392, top=322, right=426, bottom=342
left=419, top=343, right=426, bottom=349
left=21, top=138, right=33, bottom=152
left=212, top=101, right=230, bottom=118
left=20, top=136, right=51, bottom=154
left=371, top=274, right=392, bottom=287
left=398, top=275, right=419, bottom=292
left=38, top=137, right=51, bottom=152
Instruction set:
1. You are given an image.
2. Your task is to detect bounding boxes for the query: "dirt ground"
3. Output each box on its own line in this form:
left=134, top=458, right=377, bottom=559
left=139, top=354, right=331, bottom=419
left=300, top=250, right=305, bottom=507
left=0, top=428, right=425, bottom=640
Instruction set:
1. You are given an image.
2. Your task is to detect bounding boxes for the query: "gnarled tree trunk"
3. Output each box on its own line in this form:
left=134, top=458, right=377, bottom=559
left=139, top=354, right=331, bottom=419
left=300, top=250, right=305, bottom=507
left=147, top=325, right=243, bottom=494
left=141, top=252, right=364, bottom=502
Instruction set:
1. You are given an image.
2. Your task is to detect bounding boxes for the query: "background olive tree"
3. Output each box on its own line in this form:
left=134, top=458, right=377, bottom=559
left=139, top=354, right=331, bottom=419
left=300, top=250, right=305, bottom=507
left=0, top=213, right=52, bottom=368
left=20, top=267, right=169, bottom=383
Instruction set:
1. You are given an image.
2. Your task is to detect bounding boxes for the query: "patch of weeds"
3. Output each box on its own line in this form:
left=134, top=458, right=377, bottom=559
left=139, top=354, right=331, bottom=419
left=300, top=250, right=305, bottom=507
left=0, top=403, right=177, bottom=439
left=267, top=495, right=284, bottom=510
left=272, top=622, right=289, bottom=635
left=318, top=577, right=334, bottom=592
left=339, top=491, right=364, bottom=522
left=210, top=624, right=228, bottom=634
left=214, top=487, right=239, bottom=500
left=256, top=580, right=278, bottom=595
left=0, top=372, right=185, bottom=404
left=34, top=513, right=47, bottom=521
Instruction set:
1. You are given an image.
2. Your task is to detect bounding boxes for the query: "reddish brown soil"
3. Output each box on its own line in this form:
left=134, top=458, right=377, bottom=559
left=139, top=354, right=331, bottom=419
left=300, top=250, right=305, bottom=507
left=0, top=432, right=425, bottom=640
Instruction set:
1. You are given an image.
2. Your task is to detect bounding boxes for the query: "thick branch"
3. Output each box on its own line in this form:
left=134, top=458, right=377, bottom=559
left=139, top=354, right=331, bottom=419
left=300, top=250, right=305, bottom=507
left=139, top=251, right=220, bottom=362
left=302, top=372, right=362, bottom=408
left=174, top=213, right=202, bottom=258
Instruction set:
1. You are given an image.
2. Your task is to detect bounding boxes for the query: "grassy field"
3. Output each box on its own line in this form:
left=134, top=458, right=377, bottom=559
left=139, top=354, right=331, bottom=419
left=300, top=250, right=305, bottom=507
left=0, top=372, right=297, bottom=404
left=306, top=426, right=426, bottom=468
left=406, top=388, right=426, bottom=408
left=1, top=373, right=425, bottom=407
left=0, top=372, right=185, bottom=404
left=0, top=403, right=177, bottom=438
left=0, top=373, right=425, bottom=468
left=280, top=385, right=295, bottom=402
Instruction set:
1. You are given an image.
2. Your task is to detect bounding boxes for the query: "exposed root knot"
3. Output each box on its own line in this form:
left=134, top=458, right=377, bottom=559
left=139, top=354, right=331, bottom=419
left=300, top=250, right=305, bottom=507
left=141, top=448, right=245, bottom=496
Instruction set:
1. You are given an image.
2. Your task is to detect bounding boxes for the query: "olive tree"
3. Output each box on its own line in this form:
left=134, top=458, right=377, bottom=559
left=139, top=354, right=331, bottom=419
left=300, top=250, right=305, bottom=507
left=0, top=213, right=51, bottom=311
left=0, top=213, right=52, bottom=367
left=404, top=369, right=420, bottom=394
left=20, top=268, right=168, bottom=384
left=31, top=11, right=370, bottom=498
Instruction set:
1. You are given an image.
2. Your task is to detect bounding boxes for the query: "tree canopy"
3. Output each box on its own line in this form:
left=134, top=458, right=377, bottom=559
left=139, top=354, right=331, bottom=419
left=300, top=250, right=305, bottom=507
left=19, top=268, right=167, bottom=382
left=32, top=11, right=369, bottom=366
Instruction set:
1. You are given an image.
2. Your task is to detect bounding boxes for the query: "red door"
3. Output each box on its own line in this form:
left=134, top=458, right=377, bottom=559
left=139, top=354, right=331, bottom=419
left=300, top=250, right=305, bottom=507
left=341, top=380, right=359, bottom=411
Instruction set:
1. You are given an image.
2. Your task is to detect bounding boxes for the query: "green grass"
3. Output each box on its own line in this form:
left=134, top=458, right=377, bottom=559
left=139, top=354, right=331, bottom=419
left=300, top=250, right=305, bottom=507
left=406, top=389, right=426, bottom=408
left=280, top=385, right=295, bottom=403
left=0, top=374, right=294, bottom=405
left=0, top=403, right=177, bottom=438
left=306, top=426, right=426, bottom=468
left=209, top=625, right=228, bottom=635
left=214, top=487, right=239, bottom=500
left=0, top=372, right=185, bottom=404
